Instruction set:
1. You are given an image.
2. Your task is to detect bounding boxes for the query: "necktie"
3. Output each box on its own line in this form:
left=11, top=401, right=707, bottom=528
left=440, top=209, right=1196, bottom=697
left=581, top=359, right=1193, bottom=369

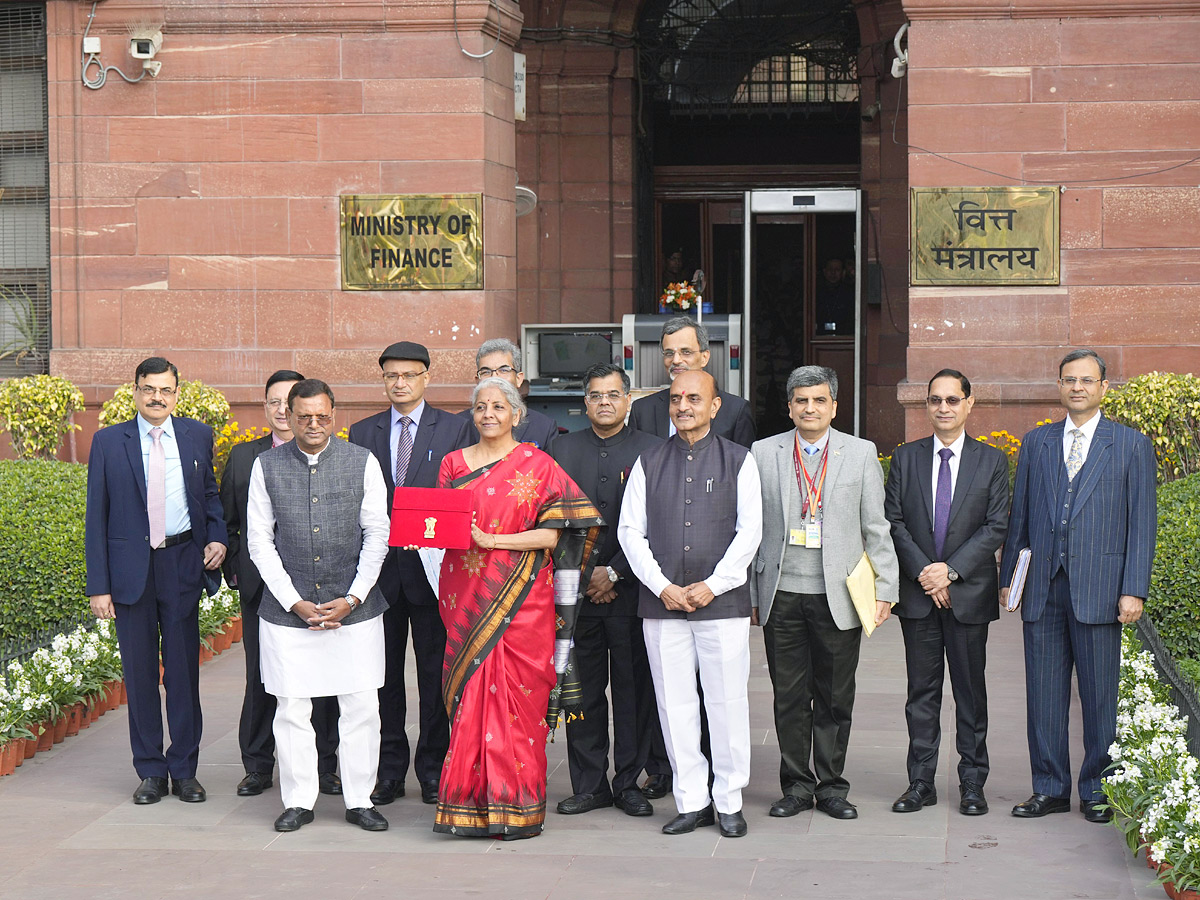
left=933, top=447, right=953, bottom=560
left=1066, top=428, right=1084, bottom=481
left=148, top=426, right=166, bottom=549
left=394, top=416, right=413, bottom=487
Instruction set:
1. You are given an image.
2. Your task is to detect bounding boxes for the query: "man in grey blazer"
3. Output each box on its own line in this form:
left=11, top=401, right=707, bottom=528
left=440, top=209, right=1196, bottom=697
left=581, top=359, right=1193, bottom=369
left=884, top=369, right=1009, bottom=817
left=1000, top=349, right=1156, bottom=823
left=750, top=365, right=898, bottom=820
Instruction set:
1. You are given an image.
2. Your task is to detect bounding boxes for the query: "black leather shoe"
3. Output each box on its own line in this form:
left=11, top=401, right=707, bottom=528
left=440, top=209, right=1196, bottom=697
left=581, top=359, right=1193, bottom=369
left=1012, top=793, right=1070, bottom=817
left=237, top=772, right=273, bottom=797
left=892, top=780, right=937, bottom=813
left=816, top=797, right=858, bottom=820
left=661, top=806, right=716, bottom=835
left=345, top=807, right=389, bottom=831
left=641, top=773, right=672, bottom=800
left=960, top=782, right=989, bottom=816
left=1081, top=800, right=1113, bottom=823
left=614, top=787, right=653, bottom=817
left=718, top=810, right=748, bottom=837
left=769, top=794, right=814, bottom=817
left=133, top=776, right=169, bottom=805
left=556, top=792, right=614, bottom=815
left=274, top=807, right=314, bottom=832
left=171, top=777, right=207, bottom=803
left=318, top=772, right=342, bottom=795
left=419, top=780, right=439, bottom=805
left=370, top=779, right=404, bottom=806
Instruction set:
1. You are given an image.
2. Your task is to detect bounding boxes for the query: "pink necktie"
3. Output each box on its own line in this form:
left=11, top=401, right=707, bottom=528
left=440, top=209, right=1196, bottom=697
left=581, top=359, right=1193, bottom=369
left=148, top=426, right=166, bottom=549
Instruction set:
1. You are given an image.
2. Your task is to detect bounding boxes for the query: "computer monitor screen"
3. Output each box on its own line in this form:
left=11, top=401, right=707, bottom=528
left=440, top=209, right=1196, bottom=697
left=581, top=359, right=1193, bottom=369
left=537, top=332, right=613, bottom=379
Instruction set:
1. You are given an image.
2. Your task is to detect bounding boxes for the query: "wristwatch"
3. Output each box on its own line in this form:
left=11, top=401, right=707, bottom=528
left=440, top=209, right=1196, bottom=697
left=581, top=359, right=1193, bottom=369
left=345, top=594, right=362, bottom=609
left=946, top=567, right=960, bottom=583
left=606, top=566, right=620, bottom=583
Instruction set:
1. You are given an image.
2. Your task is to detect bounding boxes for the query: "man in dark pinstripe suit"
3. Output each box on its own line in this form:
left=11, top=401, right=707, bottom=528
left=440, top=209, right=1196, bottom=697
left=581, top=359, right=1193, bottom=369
left=999, top=349, right=1157, bottom=824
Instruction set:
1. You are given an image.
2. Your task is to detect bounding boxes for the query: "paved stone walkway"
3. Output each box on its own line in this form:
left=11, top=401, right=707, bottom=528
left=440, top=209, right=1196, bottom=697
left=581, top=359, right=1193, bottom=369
left=0, top=615, right=1163, bottom=900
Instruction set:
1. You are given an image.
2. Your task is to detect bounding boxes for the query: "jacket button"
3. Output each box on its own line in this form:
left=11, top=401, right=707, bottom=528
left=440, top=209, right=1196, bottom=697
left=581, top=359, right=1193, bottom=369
left=600, top=451, right=608, bottom=458
left=315, top=583, right=321, bottom=590
left=314, top=556, right=320, bottom=562
left=684, top=545, right=691, bottom=552
left=312, top=497, right=318, bottom=503
left=313, top=526, right=320, bottom=533
left=600, top=501, right=608, bottom=508
left=600, top=476, right=608, bottom=482
left=685, top=522, right=691, bottom=527
left=311, top=467, right=317, bottom=474
left=685, top=499, right=692, bottom=504
left=686, top=477, right=693, bottom=483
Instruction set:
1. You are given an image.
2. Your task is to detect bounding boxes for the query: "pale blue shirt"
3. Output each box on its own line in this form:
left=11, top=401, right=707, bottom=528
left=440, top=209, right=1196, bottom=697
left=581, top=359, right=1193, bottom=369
left=797, top=431, right=829, bottom=456
left=137, top=414, right=192, bottom=537
left=390, top=400, right=426, bottom=484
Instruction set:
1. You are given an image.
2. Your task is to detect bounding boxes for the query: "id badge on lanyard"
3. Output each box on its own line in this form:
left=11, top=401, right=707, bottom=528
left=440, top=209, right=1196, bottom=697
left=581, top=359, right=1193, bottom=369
left=793, top=435, right=828, bottom=549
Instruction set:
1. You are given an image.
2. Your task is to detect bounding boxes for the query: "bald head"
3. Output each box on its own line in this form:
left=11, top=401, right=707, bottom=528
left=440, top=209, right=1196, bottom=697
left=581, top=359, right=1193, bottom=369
left=669, top=370, right=722, bottom=442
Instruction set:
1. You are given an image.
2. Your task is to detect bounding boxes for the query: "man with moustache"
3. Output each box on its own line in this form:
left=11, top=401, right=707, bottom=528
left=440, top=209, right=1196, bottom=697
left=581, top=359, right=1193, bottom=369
left=1000, top=349, right=1156, bottom=823
left=548, top=363, right=663, bottom=818
left=458, top=338, right=559, bottom=448
left=247, top=380, right=391, bottom=832
left=221, top=369, right=342, bottom=798
left=618, top=370, right=762, bottom=838
left=629, top=316, right=755, bottom=449
left=86, top=356, right=227, bottom=804
left=349, top=342, right=471, bottom=807
left=884, top=369, right=1009, bottom=816
left=750, top=365, right=898, bottom=821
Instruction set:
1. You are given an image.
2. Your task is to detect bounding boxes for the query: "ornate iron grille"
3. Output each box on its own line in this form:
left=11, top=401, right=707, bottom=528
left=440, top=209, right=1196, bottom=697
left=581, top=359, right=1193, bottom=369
left=639, top=0, right=859, bottom=117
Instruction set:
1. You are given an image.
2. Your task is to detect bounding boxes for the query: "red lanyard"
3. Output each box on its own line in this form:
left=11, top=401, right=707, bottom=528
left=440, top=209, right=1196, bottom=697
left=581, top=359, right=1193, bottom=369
left=793, top=435, right=829, bottom=521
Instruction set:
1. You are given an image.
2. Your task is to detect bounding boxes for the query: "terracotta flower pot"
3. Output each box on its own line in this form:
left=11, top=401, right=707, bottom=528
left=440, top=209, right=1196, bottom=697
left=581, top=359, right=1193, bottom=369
left=12, top=739, right=23, bottom=768
left=199, top=645, right=214, bottom=664
left=213, top=629, right=231, bottom=654
left=105, top=681, right=120, bottom=711
left=52, top=715, right=68, bottom=744
left=64, top=703, right=83, bottom=737
left=0, top=742, right=16, bottom=777
left=35, top=723, right=53, bottom=753
left=22, top=735, right=37, bottom=760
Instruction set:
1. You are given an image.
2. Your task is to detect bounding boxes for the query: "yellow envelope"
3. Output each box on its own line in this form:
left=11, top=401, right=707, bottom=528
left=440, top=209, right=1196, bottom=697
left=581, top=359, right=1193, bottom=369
left=846, top=552, right=879, bottom=637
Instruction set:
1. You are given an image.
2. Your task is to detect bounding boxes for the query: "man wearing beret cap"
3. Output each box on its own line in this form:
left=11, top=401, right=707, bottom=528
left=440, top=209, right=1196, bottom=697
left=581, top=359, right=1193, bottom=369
left=349, top=341, right=471, bottom=807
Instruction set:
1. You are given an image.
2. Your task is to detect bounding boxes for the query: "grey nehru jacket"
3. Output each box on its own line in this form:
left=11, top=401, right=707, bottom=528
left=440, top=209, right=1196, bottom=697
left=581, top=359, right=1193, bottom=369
left=256, top=439, right=387, bottom=629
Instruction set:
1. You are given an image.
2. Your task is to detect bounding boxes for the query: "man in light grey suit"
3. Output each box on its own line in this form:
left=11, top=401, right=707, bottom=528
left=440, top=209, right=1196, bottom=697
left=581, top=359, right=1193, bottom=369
left=751, top=366, right=899, bottom=820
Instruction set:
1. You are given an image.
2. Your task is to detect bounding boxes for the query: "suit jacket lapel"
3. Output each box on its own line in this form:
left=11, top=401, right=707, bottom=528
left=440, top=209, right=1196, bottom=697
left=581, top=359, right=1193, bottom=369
left=655, top=390, right=670, bottom=438
left=1069, top=416, right=1113, bottom=517
left=408, top=408, right=438, bottom=486
left=123, top=420, right=148, bottom=505
left=948, top=435, right=981, bottom=526
left=1039, top=420, right=1065, bottom=503
left=914, top=436, right=935, bottom=526
left=373, top=412, right=396, bottom=492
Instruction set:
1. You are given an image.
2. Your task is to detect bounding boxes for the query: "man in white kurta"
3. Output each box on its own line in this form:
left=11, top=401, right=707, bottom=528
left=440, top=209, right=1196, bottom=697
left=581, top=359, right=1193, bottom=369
left=246, top=379, right=391, bottom=833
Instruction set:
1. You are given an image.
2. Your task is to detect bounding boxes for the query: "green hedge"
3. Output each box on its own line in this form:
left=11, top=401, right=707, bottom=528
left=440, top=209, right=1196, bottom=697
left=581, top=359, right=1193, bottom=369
left=1149, top=472, right=1200, bottom=670
left=0, top=459, right=89, bottom=641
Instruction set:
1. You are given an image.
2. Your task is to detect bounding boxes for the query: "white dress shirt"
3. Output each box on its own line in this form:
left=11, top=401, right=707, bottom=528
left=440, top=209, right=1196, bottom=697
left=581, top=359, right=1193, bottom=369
left=931, top=430, right=967, bottom=508
left=137, top=414, right=191, bottom=537
left=618, top=444, right=763, bottom=599
left=1062, top=409, right=1102, bottom=466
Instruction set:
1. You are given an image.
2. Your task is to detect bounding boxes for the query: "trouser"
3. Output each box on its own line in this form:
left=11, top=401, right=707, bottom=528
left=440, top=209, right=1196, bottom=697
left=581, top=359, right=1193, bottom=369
left=274, top=690, right=380, bottom=811
left=643, top=616, right=751, bottom=815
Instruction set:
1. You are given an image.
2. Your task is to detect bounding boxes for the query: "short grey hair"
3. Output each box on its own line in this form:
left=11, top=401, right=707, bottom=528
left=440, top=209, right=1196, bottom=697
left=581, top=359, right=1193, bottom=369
left=787, top=365, right=838, bottom=402
left=661, top=315, right=709, bottom=353
left=470, top=377, right=526, bottom=424
left=476, top=337, right=522, bottom=373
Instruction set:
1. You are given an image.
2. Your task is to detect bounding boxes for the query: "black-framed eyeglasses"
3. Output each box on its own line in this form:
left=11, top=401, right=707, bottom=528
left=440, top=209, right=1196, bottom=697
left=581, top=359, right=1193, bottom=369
left=926, top=395, right=964, bottom=407
left=477, top=365, right=516, bottom=378
left=293, top=414, right=333, bottom=426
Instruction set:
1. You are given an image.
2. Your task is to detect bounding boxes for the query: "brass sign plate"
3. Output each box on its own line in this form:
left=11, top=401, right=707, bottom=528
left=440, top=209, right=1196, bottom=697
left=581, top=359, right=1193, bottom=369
left=910, top=187, right=1059, bottom=286
left=340, top=194, right=483, bottom=290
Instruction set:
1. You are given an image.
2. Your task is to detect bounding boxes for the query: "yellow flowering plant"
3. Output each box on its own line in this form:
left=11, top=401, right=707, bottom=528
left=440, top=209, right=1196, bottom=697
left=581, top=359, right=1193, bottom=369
left=0, top=375, right=85, bottom=460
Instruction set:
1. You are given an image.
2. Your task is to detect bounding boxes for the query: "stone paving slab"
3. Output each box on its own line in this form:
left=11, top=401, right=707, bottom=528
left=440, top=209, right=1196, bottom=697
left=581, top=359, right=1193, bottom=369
left=0, top=614, right=1165, bottom=900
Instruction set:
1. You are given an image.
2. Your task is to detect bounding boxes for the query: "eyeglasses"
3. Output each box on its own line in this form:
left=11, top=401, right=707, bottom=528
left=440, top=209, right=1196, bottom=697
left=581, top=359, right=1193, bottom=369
left=136, top=385, right=176, bottom=397
left=265, top=398, right=287, bottom=409
left=585, top=390, right=625, bottom=403
left=383, top=370, right=427, bottom=384
left=293, top=414, right=334, bottom=426
left=477, top=365, right=516, bottom=378
left=926, top=395, right=965, bottom=407
left=661, top=348, right=699, bottom=360
left=1059, top=376, right=1102, bottom=387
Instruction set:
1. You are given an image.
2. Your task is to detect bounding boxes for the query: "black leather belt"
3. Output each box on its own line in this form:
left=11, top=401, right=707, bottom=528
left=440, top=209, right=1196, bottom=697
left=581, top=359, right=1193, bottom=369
left=158, top=529, right=192, bottom=549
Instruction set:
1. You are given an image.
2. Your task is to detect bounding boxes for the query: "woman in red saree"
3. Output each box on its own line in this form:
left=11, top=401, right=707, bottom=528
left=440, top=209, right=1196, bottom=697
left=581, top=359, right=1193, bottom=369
left=433, top=378, right=602, bottom=840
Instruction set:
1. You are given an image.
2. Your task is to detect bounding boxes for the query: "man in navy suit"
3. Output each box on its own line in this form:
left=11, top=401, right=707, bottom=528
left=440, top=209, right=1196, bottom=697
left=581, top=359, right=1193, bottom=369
left=221, top=369, right=341, bottom=798
left=1000, top=349, right=1156, bottom=823
left=349, top=341, right=471, bottom=806
left=458, top=338, right=560, bottom=449
left=86, top=357, right=228, bottom=804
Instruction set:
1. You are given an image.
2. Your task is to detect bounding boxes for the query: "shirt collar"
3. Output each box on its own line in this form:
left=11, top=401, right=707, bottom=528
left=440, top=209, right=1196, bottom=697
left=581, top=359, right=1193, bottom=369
left=392, top=401, right=426, bottom=429
left=1068, top=409, right=1102, bottom=441
left=589, top=425, right=629, bottom=447
left=137, top=414, right=175, bottom=439
left=935, top=430, right=967, bottom=458
left=796, top=430, right=829, bottom=456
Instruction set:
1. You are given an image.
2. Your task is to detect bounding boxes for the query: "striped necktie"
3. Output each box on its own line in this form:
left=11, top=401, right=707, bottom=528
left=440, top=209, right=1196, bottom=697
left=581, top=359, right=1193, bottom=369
left=395, top=416, right=413, bottom=487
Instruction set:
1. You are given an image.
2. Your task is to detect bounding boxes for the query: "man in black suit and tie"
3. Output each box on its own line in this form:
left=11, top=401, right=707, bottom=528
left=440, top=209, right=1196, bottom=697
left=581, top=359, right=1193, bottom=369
left=221, top=369, right=341, bottom=798
left=883, top=369, right=1009, bottom=817
left=458, top=338, right=559, bottom=449
left=628, top=316, right=755, bottom=449
left=85, top=356, right=227, bottom=804
left=1000, top=349, right=1157, bottom=823
left=548, top=363, right=663, bottom=819
left=350, top=341, right=471, bottom=806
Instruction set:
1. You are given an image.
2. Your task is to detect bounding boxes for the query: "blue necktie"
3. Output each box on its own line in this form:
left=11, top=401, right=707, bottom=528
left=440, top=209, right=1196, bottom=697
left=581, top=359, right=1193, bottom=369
left=933, top=447, right=953, bottom=559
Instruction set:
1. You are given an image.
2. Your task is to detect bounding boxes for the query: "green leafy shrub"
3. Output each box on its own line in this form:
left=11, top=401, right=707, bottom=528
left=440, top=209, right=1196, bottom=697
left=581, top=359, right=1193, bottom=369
left=0, top=374, right=84, bottom=460
left=1103, top=371, right=1200, bottom=483
left=99, top=377, right=231, bottom=430
left=0, top=459, right=89, bottom=641
left=1148, top=472, right=1200, bottom=670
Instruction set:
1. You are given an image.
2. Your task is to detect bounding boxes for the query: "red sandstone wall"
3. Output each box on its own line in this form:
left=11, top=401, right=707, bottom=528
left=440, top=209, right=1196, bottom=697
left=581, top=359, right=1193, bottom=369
left=901, top=2, right=1200, bottom=441
left=43, top=0, right=522, bottom=456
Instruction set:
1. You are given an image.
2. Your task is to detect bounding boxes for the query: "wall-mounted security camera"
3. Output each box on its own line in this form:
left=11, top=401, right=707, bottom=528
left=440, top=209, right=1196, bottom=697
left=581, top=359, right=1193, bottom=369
left=861, top=101, right=882, bottom=123
left=129, top=28, right=162, bottom=59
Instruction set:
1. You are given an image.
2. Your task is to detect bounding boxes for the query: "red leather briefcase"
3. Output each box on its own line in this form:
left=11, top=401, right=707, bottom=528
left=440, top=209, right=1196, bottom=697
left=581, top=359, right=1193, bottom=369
left=389, top=486, right=473, bottom=550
